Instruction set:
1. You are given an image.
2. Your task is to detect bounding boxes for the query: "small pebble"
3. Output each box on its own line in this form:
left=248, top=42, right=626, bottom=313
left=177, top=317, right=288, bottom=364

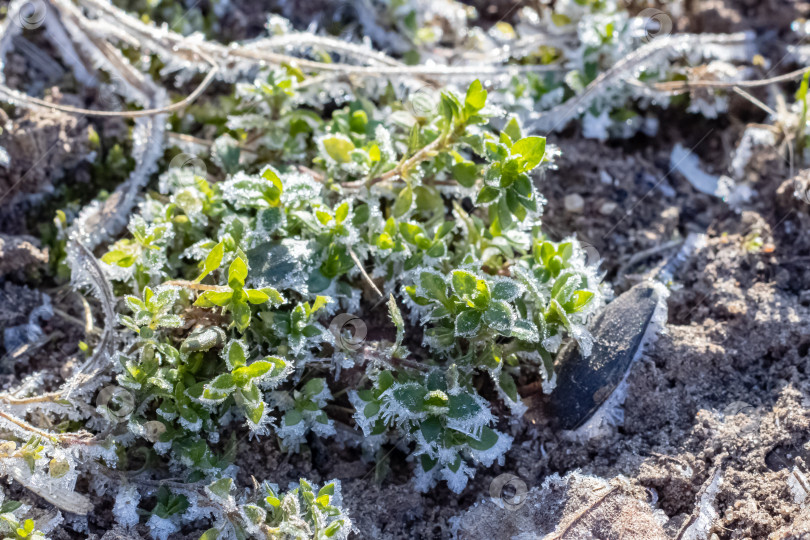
left=599, top=201, right=617, bottom=215
left=564, top=194, right=585, bottom=214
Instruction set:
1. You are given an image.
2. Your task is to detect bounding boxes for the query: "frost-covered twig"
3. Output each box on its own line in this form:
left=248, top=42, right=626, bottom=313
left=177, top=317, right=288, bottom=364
left=0, top=54, right=217, bottom=117
left=649, top=63, right=810, bottom=92
left=526, top=32, right=752, bottom=133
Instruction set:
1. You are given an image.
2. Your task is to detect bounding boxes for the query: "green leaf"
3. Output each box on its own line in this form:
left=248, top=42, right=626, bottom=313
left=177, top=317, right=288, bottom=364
left=319, top=483, right=336, bottom=499
left=228, top=256, right=248, bottom=289
left=503, top=117, right=522, bottom=143
left=180, top=326, right=226, bottom=353
left=353, top=204, right=370, bottom=225
left=512, top=136, right=546, bottom=172
left=285, top=409, right=303, bottom=426
left=193, top=290, right=229, bottom=308
left=573, top=286, right=595, bottom=308
left=551, top=272, right=584, bottom=304
left=377, top=371, right=394, bottom=392
left=492, top=279, right=521, bottom=302
left=207, top=477, right=233, bottom=499
left=388, top=294, right=405, bottom=351
left=364, top=401, right=380, bottom=418
left=369, top=144, right=381, bottom=162
left=447, top=392, right=481, bottom=420
left=231, top=299, right=251, bottom=332
left=245, top=401, right=265, bottom=425
left=483, top=300, right=515, bottom=333
left=424, top=389, right=449, bottom=408
left=451, top=270, right=477, bottom=296
left=321, top=135, right=355, bottom=163
left=335, top=202, right=349, bottom=224
left=455, top=309, right=482, bottom=336
left=476, top=186, right=500, bottom=204
left=420, top=271, right=447, bottom=300
left=392, top=383, right=425, bottom=413
left=393, top=185, right=414, bottom=217
left=0, top=500, right=21, bottom=514
left=511, top=319, right=539, bottom=342
left=499, top=372, right=519, bottom=402
left=302, top=377, right=325, bottom=396
left=234, top=358, right=284, bottom=386
left=245, top=289, right=269, bottom=304
left=208, top=373, right=235, bottom=392
left=468, top=426, right=499, bottom=451
left=452, top=162, right=478, bottom=188
left=325, top=520, right=345, bottom=537
left=262, top=166, right=283, bottom=192
left=199, top=528, right=220, bottom=540
left=259, top=287, right=284, bottom=305
left=465, top=79, right=488, bottom=112
left=551, top=12, right=571, bottom=26
left=226, top=341, right=247, bottom=369
left=421, top=454, right=438, bottom=472
left=471, top=278, right=491, bottom=310
left=420, top=416, right=442, bottom=442
left=316, top=210, right=332, bottom=225
left=514, top=174, right=532, bottom=197
left=195, top=242, right=224, bottom=283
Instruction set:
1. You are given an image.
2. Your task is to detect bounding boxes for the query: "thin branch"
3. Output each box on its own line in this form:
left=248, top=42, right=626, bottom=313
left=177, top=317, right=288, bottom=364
left=348, top=247, right=383, bottom=299
left=343, top=134, right=446, bottom=189
left=648, top=64, right=810, bottom=93
left=0, top=50, right=218, bottom=117
left=163, top=280, right=229, bottom=292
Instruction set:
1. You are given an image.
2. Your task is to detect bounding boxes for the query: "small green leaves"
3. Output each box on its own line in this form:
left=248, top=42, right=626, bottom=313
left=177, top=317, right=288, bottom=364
left=99, top=56, right=604, bottom=508
left=194, top=255, right=284, bottom=332
left=455, top=310, right=482, bottom=336
left=393, top=185, right=414, bottom=217
left=476, top=186, right=500, bottom=204
left=451, top=270, right=477, bottom=297
left=492, top=279, right=521, bottom=302
left=152, top=487, right=190, bottom=519
left=483, top=300, right=514, bottom=333
left=452, top=162, right=478, bottom=188
left=222, top=168, right=283, bottom=208
left=465, top=79, right=488, bottom=112
left=199, top=529, right=220, bottom=540
left=511, top=136, right=546, bottom=172
left=180, top=326, right=225, bottom=354
left=320, top=134, right=355, bottom=163
left=228, top=256, right=248, bottom=289
left=207, top=477, right=233, bottom=500
left=447, top=392, right=481, bottom=420
left=195, top=242, right=224, bottom=283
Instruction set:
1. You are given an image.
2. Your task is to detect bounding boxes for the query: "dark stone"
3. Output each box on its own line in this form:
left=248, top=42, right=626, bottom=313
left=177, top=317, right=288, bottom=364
left=550, top=281, right=665, bottom=430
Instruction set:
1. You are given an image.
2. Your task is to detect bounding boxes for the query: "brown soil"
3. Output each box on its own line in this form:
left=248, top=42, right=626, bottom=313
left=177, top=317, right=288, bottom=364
left=4, top=0, right=810, bottom=539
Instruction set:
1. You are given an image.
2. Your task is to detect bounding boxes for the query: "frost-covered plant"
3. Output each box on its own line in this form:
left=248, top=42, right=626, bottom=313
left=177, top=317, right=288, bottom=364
left=100, top=74, right=603, bottom=506
left=0, top=497, right=47, bottom=540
